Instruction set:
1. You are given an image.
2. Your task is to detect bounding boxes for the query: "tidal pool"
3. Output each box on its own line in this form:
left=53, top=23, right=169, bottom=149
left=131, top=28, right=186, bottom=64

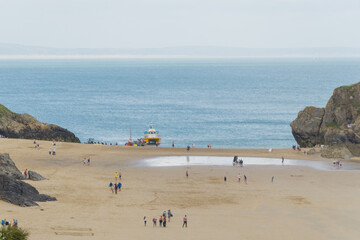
left=139, top=156, right=360, bottom=171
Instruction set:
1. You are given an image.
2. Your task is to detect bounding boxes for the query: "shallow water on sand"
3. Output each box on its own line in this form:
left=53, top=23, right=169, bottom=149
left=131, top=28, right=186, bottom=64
left=140, top=156, right=360, bottom=171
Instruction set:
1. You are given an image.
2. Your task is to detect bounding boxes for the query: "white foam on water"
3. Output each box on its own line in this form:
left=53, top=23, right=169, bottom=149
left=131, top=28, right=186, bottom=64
left=139, top=156, right=360, bottom=171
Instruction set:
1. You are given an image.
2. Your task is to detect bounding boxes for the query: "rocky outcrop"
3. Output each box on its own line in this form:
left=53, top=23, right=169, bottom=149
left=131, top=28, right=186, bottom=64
left=0, top=104, right=80, bottom=143
left=0, top=153, right=56, bottom=206
left=28, top=171, right=47, bottom=181
left=291, top=82, right=360, bottom=157
left=0, top=153, right=25, bottom=180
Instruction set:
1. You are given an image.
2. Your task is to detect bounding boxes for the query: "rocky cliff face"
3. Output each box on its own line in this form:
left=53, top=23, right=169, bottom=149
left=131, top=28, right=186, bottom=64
left=291, top=82, right=360, bottom=157
left=0, top=104, right=80, bottom=143
left=0, top=153, right=56, bottom=206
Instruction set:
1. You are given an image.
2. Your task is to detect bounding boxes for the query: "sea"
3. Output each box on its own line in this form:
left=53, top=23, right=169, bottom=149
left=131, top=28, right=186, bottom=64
left=0, top=58, right=360, bottom=148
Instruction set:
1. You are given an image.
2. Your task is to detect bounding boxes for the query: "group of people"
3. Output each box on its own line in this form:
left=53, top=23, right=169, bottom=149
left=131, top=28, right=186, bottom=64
left=292, top=145, right=301, bottom=151
left=109, top=171, right=122, bottom=194
left=1, top=219, right=18, bottom=228
left=82, top=158, right=91, bottom=166
left=23, top=169, right=30, bottom=179
left=232, top=156, right=244, bottom=167
left=144, top=210, right=188, bottom=228
left=333, top=160, right=342, bottom=168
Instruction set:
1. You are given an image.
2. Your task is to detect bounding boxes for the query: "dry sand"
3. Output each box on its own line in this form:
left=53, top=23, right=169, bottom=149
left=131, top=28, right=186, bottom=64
left=0, top=138, right=360, bottom=240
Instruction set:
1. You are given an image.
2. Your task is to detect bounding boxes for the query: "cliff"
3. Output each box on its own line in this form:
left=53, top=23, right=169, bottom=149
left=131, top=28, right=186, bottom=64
left=0, top=104, right=80, bottom=143
left=291, top=82, right=360, bottom=157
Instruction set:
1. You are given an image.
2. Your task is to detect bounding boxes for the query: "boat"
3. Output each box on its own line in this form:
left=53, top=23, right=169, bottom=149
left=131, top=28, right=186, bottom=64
left=143, top=124, right=161, bottom=145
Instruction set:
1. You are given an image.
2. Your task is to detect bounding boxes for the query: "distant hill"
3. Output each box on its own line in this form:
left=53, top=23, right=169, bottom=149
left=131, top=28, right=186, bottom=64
left=0, top=43, right=360, bottom=58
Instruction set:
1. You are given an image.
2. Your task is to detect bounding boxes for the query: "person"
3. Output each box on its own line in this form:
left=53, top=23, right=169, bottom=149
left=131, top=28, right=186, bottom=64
left=186, top=170, right=189, bottom=178
left=207, top=143, right=210, bottom=148
left=153, top=217, right=157, bottom=227
left=82, top=159, right=86, bottom=165
left=49, top=148, right=52, bottom=155
left=33, top=140, right=36, bottom=144
left=13, top=219, right=18, bottom=228
left=187, top=145, right=190, bottom=151
left=238, top=173, right=241, bottom=182
left=87, top=158, right=90, bottom=165
left=271, top=176, right=274, bottom=182
left=244, top=175, right=247, bottom=184
left=144, top=216, right=147, bottom=226
left=240, top=159, right=243, bottom=167
left=182, top=215, right=187, bottom=228
left=24, top=169, right=27, bottom=178
left=114, top=172, right=118, bottom=181
left=162, top=211, right=166, bottom=217
left=163, top=216, right=166, bottom=227
left=167, top=210, right=173, bottom=222
left=172, top=141, right=174, bottom=148
left=119, top=171, right=122, bottom=180
left=159, top=216, right=163, bottom=227
left=192, top=143, right=195, bottom=148
left=224, top=176, right=227, bottom=182
left=114, top=183, right=118, bottom=194
left=109, top=182, right=113, bottom=193
left=52, top=148, right=56, bottom=155
left=118, top=182, right=122, bottom=191
left=282, top=157, right=284, bottom=165
left=1, top=219, right=5, bottom=226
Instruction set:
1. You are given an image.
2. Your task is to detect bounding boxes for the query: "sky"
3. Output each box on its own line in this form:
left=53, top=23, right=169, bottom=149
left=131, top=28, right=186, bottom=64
left=0, top=0, right=359, bottom=49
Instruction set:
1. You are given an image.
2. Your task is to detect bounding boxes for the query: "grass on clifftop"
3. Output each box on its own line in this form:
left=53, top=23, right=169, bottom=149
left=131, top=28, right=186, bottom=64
left=0, top=104, right=12, bottom=116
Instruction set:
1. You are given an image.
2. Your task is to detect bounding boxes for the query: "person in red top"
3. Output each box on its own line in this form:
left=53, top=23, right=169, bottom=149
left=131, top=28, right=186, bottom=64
left=182, top=215, right=187, bottom=228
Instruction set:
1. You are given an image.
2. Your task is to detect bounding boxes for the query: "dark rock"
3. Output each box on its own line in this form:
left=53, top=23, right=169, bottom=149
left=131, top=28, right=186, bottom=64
left=0, top=153, right=25, bottom=180
left=28, top=171, right=47, bottom=181
left=290, top=106, right=325, bottom=147
left=0, top=104, right=80, bottom=143
left=0, top=153, right=56, bottom=206
left=0, top=174, right=56, bottom=207
left=291, top=82, right=360, bottom=158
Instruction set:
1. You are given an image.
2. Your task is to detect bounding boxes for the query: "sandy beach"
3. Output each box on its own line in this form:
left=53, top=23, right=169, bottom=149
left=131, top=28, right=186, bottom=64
left=1, top=138, right=360, bottom=240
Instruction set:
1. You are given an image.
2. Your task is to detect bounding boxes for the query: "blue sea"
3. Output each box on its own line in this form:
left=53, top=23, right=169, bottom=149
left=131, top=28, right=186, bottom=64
left=0, top=58, right=359, bottom=148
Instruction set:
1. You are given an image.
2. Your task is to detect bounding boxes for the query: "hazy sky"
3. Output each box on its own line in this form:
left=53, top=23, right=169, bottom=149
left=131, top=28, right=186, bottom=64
left=1, top=0, right=359, bottom=48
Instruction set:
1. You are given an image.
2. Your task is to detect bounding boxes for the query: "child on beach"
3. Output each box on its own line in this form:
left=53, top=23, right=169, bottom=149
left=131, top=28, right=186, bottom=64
left=238, top=173, right=241, bottom=182
left=153, top=217, right=157, bottom=227
left=144, top=216, right=147, bottom=226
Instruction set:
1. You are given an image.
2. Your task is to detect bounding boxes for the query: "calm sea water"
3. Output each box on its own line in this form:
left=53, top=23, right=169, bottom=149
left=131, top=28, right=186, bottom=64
left=0, top=58, right=359, bottom=148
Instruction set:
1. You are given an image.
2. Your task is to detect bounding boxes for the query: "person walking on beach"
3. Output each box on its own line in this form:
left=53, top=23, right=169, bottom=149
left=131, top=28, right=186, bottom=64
left=159, top=216, right=163, bottom=227
left=187, top=145, right=190, bottom=151
left=144, top=216, right=147, bottom=227
left=167, top=209, right=173, bottom=222
left=163, top=216, right=167, bottom=227
left=24, top=169, right=27, bottom=178
left=49, top=148, right=51, bottom=155
left=109, top=182, right=113, bottom=193
left=244, top=175, right=247, bottom=184
left=192, top=143, right=195, bottom=148
left=182, top=215, right=188, bottom=228
left=224, top=176, right=227, bottom=182
left=153, top=217, right=157, bottom=227
left=271, top=176, right=274, bottom=182
left=114, top=183, right=118, bottom=194
left=282, top=157, right=284, bottom=165
left=114, top=172, right=118, bottom=181
left=238, top=173, right=241, bottom=182
left=118, top=182, right=122, bottom=191
left=87, top=158, right=90, bottom=166
left=172, top=141, right=174, bottom=148
left=186, top=170, right=189, bottom=178
left=52, top=148, right=56, bottom=155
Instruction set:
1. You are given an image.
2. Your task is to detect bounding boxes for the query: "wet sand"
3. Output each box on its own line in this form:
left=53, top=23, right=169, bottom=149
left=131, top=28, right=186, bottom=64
left=0, top=138, right=360, bottom=240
